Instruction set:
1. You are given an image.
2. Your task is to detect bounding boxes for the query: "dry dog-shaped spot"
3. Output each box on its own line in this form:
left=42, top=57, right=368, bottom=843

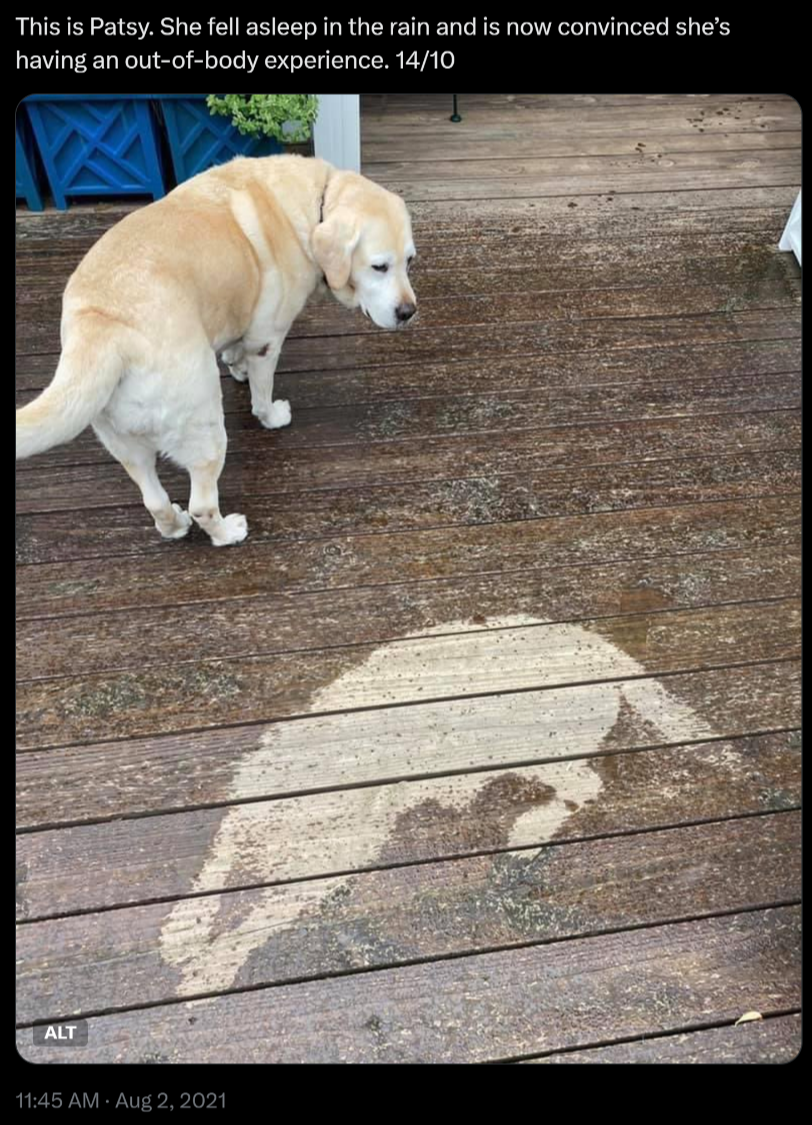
left=159, top=614, right=720, bottom=998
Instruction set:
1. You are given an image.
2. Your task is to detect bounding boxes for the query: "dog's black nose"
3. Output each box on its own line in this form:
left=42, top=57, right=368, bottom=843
left=396, top=302, right=416, bottom=323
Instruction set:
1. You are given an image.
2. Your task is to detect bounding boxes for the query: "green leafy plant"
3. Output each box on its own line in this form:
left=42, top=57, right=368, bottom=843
left=205, top=94, right=319, bottom=143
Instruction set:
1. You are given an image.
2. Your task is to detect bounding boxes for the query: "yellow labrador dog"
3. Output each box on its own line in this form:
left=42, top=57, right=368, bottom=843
left=16, top=156, right=417, bottom=546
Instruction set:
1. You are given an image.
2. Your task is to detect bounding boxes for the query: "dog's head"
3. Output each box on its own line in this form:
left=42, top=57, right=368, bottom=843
left=312, top=172, right=416, bottom=330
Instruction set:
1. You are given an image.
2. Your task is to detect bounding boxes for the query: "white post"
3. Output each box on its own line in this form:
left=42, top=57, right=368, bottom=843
left=779, top=191, right=802, bottom=266
left=312, top=94, right=361, bottom=172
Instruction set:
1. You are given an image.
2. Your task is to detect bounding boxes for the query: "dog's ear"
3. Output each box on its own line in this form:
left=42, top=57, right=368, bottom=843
left=312, top=209, right=360, bottom=290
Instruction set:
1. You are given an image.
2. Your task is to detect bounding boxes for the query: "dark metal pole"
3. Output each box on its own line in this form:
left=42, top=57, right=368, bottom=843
left=450, top=94, right=462, bottom=122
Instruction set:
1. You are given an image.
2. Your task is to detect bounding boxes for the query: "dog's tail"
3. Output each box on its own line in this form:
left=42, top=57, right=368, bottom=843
left=16, top=316, right=124, bottom=460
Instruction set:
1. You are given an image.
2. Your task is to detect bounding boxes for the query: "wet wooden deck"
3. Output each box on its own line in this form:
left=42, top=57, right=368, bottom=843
left=16, top=93, right=801, bottom=1064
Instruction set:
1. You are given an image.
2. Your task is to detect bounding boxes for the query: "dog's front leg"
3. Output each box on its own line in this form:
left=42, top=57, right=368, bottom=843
left=245, top=335, right=291, bottom=430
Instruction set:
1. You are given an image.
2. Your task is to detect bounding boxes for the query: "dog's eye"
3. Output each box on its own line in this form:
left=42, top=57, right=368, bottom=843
left=372, top=263, right=389, bottom=273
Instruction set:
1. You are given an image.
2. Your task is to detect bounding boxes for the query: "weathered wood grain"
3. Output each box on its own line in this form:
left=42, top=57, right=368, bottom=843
left=16, top=812, right=801, bottom=1024
left=404, top=189, right=803, bottom=233
left=15, top=226, right=798, bottom=312
left=14, top=599, right=801, bottom=749
left=16, top=536, right=802, bottom=681
left=14, top=338, right=803, bottom=407
left=16, top=228, right=800, bottom=283
left=16, top=295, right=801, bottom=365
left=14, top=450, right=803, bottom=567
left=362, top=95, right=796, bottom=125
left=226, top=309, right=805, bottom=374
left=15, top=664, right=801, bottom=827
left=365, top=130, right=802, bottom=165
left=31, top=240, right=810, bottom=344
left=406, top=241, right=801, bottom=295
left=365, top=148, right=802, bottom=187
left=15, top=495, right=801, bottom=619
left=376, top=164, right=801, bottom=205
left=16, top=730, right=801, bottom=920
left=17, top=227, right=798, bottom=273
left=363, top=94, right=790, bottom=114
left=16, top=204, right=800, bottom=282
left=361, top=97, right=801, bottom=136
left=15, top=906, right=802, bottom=1063
left=15, top=410, right=803, bottom=515
left=14, top=452, right=803, bottom=567
left=17, top=247, right=801, bottom=355
left=24, top=189, right=788, bottom=257
left=18, top=229, right=803, bottom=322
left=14, top=370, right=803, bottom=472
left=524, top=1012, right=801, bottom=1064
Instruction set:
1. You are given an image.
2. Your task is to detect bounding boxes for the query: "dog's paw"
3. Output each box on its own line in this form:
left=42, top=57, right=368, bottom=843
left=227, top=362, right=249, bottom=383
left=255, top=399, right=292, bottom=430
left=221, top=345, right=249, bottom=383
left=212, top=513, right=248, bottom=547
left=158, top=504, right=193, bottom=540
left=269, top=399, right=292, bottom=428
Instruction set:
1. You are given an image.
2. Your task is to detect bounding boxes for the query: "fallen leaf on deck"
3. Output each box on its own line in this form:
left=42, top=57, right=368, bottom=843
left=735, top=1012, right=764, bottom=1026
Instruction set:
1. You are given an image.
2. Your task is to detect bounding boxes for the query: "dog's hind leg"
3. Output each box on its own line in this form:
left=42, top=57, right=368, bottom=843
left=154, top=348, right=248, bottom=547
left=92, top=421, right=193, bottom=540
left=167, top=416, right=248, bottom=549
left=186, top=451, right=248, bottom=547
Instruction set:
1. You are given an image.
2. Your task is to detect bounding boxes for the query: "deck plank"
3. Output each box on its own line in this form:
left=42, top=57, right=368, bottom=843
left=15, top=496, right=800, bottom=619
left=405, top=189, right=803, bottom=230
left=360, top=97, right=801, bottom=136
left=16, top=670, right=800, bottom=827
left=15, top=412, right=803, bottom=514
left=16, top=812, right=800, bottom=1023
left=14, top=368, right=804, bottom=471
left=16, top=537, right=801, bottom=678
left=16, top=907, right=802, bottom=1064
left=524, top=1013, right=801, bottom=1064
left=16, top=303, right=801, bottom=367
left=363, top=94, right=791, bottom=112
left=15, top=599, right=801, bottom=749
left=365, top=149, right=802, bottom=186
left=226, top=310, right=803, bottom=373
left=17, top=243, right=801, bottom=355
left=16, top=731, right=800, bottom=920
left=15, top=452, right=802, bottom=565
left=14, top=455, right=803, bottom=568
left=365, top=131, right=802, bottom=164
left=16, top=197, right=801, bottom=262
left=374, top=166, right=801, bottom=204
left=14, top=338, right=803, bottom=406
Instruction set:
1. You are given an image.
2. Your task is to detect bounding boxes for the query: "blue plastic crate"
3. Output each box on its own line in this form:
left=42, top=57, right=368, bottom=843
left=15, top=110, right=44, bottom=211
left=24, top=95, right=166, bottom=210
left=159, top=96, right=282, bottom=184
